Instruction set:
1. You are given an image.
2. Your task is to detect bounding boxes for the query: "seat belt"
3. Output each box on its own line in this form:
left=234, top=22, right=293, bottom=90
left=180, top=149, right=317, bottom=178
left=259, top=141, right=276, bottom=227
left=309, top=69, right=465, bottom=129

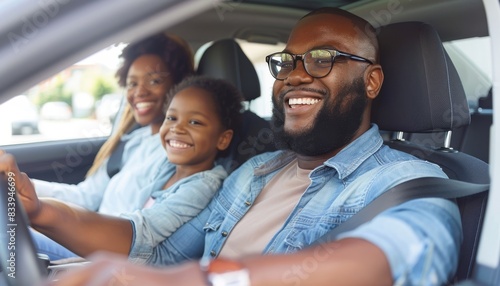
left=311, top=177, right=490, bottom=245
left=106, top=139, right=127, bottom=178
left=105, top=123, right=141, bottom=178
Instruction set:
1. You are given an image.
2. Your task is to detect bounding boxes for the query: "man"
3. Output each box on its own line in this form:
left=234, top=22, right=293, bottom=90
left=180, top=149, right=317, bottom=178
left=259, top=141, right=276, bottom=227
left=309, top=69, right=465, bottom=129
left=0, top=7, right=461, bottom=286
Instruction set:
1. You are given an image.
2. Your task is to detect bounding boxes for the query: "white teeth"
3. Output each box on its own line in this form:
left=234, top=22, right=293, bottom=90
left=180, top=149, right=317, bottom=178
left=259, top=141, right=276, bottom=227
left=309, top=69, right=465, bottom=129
left=136, top=102, right=154, bottom=110
left=288, top=98, right=321, bottom=106
left=169, top=140, right=191, bottom=148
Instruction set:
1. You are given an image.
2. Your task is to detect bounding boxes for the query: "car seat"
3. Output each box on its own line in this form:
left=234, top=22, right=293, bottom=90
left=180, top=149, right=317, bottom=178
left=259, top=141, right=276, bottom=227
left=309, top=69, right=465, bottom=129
left=196, top=38, right=276, bottom=173
left=403, top=88, right=492, bottom=164
left=460, top=88, right=493, bottom=163
left=373, top=21, right=490, bottom=283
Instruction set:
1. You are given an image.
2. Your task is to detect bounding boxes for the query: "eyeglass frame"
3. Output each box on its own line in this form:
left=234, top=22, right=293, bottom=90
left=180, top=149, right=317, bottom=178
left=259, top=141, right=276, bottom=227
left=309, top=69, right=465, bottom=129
left=265, top=49, right=373, bottom=80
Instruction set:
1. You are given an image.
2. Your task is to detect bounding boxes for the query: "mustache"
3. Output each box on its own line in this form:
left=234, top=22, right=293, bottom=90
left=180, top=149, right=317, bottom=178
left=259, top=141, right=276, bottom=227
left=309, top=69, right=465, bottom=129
left=277, top=87, right=328, bottom=102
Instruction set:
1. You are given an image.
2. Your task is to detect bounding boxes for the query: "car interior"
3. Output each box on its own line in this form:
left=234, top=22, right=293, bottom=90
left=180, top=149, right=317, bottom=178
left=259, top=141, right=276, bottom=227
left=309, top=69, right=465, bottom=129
left=0, top=0, right=498, bottom=285
left=196, top=38, right=277, bottom=173
left=363, top=20, right=490, bottom=283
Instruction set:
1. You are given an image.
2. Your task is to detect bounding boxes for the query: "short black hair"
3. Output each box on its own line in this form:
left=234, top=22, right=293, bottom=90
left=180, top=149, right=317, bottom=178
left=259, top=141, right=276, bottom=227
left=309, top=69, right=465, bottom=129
left=302, top=7, right=379, bottom=62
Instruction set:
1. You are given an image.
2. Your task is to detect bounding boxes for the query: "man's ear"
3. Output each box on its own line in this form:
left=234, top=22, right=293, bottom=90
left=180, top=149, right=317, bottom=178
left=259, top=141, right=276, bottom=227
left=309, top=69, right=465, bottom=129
left=365, top=64, right=384, bottom=100
left=217, top=129, right=234, bottom=151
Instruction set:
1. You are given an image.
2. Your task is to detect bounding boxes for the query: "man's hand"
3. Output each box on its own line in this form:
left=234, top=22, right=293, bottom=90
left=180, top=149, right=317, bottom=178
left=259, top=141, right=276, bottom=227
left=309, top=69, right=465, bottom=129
left=46, top=252, right=206, bottom=286
left=0, top=149, right=41, bottom=217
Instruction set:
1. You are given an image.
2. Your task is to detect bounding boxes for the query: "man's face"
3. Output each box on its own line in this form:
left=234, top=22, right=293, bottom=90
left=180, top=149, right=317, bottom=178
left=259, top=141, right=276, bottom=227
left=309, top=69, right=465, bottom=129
left=271, top=13, right=372, bottom=156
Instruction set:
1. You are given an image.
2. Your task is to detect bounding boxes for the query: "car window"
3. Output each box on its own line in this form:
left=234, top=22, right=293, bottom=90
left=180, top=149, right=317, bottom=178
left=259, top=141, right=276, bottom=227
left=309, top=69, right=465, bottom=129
left=0, top=44, right=126, bottom=146
left=236, top=39, right=286, bottom=119
left=444, top=36, right=492, bottom=108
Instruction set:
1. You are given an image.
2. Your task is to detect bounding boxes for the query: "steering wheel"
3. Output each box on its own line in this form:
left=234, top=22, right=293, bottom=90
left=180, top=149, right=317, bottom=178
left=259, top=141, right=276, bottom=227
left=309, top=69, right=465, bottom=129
left=0, top=172, right=47, bottom=286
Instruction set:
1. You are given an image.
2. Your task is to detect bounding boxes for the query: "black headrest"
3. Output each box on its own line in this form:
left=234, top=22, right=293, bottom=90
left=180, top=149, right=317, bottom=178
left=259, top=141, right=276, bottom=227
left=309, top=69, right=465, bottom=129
left=196, top=39, right=260, bottom=102
left=372, top=22, right=470, bottom=132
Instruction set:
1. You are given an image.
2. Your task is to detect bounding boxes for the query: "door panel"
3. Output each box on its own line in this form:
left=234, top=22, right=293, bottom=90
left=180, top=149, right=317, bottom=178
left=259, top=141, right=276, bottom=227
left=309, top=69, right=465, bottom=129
left=3, top=138, right=106, bottom=184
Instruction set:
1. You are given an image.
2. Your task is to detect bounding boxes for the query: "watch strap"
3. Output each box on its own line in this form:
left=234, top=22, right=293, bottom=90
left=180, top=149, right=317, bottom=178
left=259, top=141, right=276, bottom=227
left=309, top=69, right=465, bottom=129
left=200, top=258, right=250, bottom=286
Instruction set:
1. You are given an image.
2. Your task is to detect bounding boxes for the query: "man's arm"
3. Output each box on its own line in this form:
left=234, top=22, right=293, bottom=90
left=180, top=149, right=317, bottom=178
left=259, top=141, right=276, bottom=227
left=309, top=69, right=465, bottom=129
left=245, top=238, right=392, bottom=286
left=49, top=238, right=392, bottom=286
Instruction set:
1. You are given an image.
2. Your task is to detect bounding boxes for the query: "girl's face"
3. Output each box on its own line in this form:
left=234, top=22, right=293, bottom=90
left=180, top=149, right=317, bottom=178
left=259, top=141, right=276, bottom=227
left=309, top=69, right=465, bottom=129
left=159, top=87, right=233, bottom=171
left=126, top=54, right=173, bottom=133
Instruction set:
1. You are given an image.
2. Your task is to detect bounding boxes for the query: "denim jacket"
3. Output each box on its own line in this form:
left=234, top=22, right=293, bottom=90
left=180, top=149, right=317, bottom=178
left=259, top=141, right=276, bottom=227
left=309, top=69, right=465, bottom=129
left=34, top=126, right=164, bottom=215
left=128, top=124, right=461, bottom=285
left=122, top=163, right=228, bottom=252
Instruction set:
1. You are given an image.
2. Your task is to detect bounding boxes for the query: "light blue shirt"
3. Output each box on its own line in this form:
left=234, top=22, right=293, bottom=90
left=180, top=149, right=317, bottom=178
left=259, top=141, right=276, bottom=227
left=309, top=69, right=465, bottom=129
left=127, top=124, right=461, bottom=285
left=122, top=164, right=228, bottom=261
left=34, top=126, right=165, bottom=215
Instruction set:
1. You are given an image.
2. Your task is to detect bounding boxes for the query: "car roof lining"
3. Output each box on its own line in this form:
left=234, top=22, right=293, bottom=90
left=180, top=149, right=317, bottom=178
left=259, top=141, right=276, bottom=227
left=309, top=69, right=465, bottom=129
left=166, top=0, right=488, bottom=52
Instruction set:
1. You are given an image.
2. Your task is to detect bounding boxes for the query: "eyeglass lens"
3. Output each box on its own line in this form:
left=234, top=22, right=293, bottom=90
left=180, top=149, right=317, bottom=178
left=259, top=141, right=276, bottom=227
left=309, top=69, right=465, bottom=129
left=268, top=49, right=334, bottom=79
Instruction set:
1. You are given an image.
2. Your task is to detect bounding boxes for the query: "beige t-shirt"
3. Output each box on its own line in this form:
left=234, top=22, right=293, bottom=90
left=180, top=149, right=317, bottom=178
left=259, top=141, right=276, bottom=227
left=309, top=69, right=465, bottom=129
left=219, top=159, right=311, bottom=259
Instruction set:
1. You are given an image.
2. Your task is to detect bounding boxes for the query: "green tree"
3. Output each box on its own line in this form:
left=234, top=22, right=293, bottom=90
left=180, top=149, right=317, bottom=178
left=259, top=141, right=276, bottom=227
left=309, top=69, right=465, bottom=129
left=36, top=81, right=72, bottom=108
left=92, top=76, right=116, bottom=101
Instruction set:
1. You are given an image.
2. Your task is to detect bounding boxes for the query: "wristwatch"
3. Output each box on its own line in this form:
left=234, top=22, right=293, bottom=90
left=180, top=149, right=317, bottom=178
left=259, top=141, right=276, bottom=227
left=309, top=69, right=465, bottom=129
left=199, top=257, right=251, bottom=286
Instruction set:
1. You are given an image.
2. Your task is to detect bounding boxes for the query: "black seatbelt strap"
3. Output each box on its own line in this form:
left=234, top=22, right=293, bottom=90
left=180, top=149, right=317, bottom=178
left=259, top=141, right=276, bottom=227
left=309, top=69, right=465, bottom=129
left=105, top=124, right=142, bottom=178
left=311, top=177, right=490, bottom=245
left=106, top=139, right=127, bottom=178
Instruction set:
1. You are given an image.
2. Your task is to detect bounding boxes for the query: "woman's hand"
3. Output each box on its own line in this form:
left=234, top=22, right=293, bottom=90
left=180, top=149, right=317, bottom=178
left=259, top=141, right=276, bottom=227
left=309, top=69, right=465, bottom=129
left=0, top=149, right=41, bottom=218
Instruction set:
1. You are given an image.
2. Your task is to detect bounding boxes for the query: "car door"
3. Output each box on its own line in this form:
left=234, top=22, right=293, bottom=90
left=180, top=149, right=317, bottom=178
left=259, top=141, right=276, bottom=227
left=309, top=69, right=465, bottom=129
left=2, top=137, right=106, bottom=184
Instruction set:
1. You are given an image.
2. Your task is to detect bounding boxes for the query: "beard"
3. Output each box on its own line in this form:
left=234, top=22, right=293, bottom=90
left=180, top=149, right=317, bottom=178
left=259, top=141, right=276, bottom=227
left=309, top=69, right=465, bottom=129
left=271, top=77, right=368, bottom=156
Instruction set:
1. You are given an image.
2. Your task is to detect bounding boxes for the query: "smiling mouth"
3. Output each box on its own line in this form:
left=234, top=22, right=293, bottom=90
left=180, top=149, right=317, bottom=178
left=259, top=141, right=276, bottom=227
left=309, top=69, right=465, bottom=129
left=168, top=140, right=192, bottom=149
left=288, top=97, right=322, bottom=108
left=135, top=102, right=155, bottom=111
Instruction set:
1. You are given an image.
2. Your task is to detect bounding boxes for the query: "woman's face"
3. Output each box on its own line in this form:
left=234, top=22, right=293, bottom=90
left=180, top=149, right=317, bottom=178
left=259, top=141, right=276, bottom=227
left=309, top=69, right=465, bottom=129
left=126, top=54, right=173, bottom=133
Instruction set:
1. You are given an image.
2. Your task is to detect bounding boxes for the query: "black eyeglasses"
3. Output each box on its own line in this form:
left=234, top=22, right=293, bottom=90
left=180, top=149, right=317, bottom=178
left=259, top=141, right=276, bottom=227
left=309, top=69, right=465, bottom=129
left=265, top=49, right=373, bottom=80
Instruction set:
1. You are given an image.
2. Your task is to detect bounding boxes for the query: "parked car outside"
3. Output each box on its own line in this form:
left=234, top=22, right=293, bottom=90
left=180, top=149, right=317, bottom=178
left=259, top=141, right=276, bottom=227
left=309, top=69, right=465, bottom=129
left=39, top=101, right=73, bottom=121
left=95, top=93, right=123, bottom=125
left=0, top=95, right=39, bottom=135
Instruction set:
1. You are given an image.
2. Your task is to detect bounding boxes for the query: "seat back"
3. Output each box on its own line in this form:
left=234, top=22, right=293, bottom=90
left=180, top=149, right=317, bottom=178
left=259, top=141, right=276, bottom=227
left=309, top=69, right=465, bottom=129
left=374, top=21, right=489, bottom=184
left=404, top=88, right=492, bottom=164
left=196, top=39, right=276, bottom=172
left=374, top=21, right=490, bottom=282
left=460, top=88, right=493, bottom=163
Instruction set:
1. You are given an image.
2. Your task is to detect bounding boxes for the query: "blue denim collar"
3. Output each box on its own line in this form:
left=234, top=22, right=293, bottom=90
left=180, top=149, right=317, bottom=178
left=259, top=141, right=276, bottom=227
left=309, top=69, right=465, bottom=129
left=254, top=124, right=383, bottom=180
